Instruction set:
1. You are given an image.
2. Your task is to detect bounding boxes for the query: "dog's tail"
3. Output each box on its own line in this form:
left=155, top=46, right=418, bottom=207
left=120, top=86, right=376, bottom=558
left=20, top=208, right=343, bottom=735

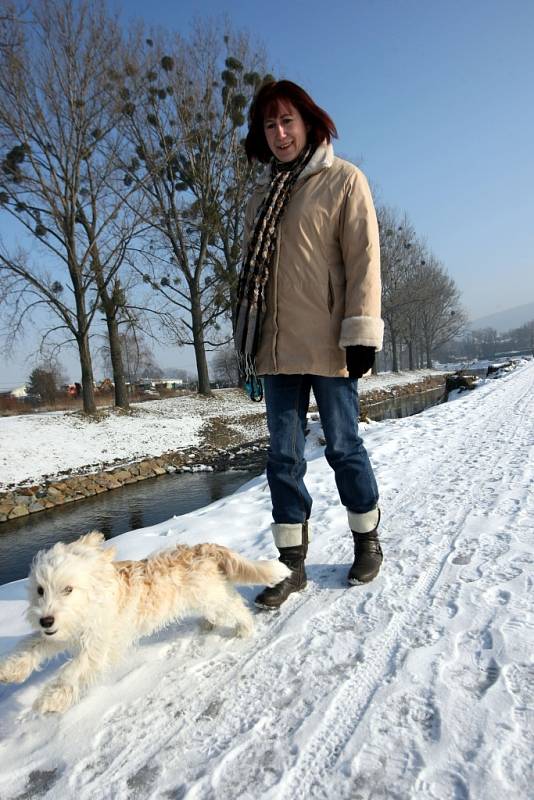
left=211, top=546, right=291, bottom=587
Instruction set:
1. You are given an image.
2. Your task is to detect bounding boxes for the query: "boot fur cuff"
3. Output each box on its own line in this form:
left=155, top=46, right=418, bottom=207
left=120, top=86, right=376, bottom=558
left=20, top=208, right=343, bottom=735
left=272, top=522, right=311, bottom=548
left=348, top=508, right=379, bottom=534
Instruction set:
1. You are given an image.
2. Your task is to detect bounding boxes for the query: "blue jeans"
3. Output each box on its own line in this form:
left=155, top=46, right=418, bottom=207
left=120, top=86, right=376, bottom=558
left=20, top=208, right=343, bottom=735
left=263, top=374, right=379, bottom=524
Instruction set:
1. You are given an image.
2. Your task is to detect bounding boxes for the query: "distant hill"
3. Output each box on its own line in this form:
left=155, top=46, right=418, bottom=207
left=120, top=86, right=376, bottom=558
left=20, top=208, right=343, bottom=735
left=470, top=301, right=534, bottom=333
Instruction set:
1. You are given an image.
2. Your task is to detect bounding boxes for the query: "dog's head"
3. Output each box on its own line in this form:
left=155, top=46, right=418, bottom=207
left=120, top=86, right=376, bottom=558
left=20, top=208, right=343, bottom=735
left=27, top=531, right=117, bottom=642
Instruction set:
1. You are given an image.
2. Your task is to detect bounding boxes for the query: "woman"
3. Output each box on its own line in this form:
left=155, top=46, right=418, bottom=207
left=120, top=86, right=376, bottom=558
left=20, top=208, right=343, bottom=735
left=235, top=80, right=384, bottom=609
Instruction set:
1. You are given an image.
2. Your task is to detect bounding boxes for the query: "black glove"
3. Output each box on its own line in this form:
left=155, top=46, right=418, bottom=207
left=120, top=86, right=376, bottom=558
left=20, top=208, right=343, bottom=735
left=345, top=345, right=375, bottom=378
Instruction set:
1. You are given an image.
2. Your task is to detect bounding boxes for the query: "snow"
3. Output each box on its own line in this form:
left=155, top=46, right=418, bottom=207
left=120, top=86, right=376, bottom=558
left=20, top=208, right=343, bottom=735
left=0, top=369, right=445, bottom=490
left=0, top=362, right=533, bottom=799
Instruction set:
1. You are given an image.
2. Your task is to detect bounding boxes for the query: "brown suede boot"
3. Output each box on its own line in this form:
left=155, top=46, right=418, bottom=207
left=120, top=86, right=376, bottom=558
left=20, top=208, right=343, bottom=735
left=255, top=522, right=308, bottom=610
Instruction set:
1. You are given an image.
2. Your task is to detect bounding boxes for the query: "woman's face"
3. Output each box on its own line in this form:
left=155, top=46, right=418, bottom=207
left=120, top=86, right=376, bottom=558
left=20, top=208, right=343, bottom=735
left=264, top=100, right=309, bottom=162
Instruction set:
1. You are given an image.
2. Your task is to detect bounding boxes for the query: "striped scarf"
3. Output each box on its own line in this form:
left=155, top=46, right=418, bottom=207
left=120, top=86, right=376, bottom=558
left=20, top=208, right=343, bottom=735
left=234, top=145, right=315, bottom=392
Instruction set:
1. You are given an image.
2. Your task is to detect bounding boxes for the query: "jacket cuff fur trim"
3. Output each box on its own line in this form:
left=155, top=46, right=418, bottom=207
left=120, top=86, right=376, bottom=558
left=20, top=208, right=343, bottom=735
left=339, top=316, right=384, bottom=351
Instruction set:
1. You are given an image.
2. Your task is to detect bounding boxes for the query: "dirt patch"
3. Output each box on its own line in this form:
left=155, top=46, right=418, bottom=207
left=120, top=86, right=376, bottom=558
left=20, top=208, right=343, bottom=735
left=199, top=417, right=245, bottom=450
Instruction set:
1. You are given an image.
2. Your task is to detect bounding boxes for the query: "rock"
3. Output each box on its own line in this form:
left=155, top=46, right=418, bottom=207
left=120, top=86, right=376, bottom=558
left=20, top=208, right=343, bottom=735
left=139, top=462, right=156, bottom=477
left=13, top=493, right=34, bottom=506
left=112, top=469, right=133, bottom=483
left=446, top=374, right=478, bottom=392
left=28, top=501, right=46, bottom=513
left=8, top=505, right=29, bottom=519
left=46, top=486, right=65, bottom=500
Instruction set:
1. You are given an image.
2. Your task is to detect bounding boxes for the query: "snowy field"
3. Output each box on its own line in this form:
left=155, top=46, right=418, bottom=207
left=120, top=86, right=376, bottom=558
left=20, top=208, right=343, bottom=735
left=0, top=369, right=444, bottom=490
left=0, top=361, right=532, bottom=799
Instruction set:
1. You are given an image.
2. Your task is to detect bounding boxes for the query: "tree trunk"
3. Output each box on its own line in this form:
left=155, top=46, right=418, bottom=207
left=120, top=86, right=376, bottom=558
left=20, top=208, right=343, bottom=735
left=408, top=339, right=414, bottom=370
left=77, top=332, right=97, bottom=413
left=425, top=337, right=433, bottom=368
left=106, top=314, right=129, bottom=409
left=390, top=328, right=399, bottom=373
left=191, top=295, right=212, bottom=396
left=85, top=237, right=130, bottom=410
left=70, top=257, right=97, bottom=414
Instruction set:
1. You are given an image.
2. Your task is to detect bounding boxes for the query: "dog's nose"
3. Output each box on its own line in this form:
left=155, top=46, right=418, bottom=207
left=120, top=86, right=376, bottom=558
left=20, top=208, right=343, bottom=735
left=40, top=616, right=55, bottom=629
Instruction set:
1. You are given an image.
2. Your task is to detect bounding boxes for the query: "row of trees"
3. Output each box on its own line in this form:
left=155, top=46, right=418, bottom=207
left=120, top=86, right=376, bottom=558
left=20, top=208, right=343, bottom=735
left=0, top=0, right=268, bottom=411
left=1, top=1, right=465, bottom=412
left=435, top=318, right=534, bottom=362
left=377, top=208, right=466, bottom=372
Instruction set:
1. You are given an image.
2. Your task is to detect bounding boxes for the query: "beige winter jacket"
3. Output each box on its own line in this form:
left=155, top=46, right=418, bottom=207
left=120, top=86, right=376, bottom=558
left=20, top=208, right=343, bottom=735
left=243, top=143, right=383, bottom=377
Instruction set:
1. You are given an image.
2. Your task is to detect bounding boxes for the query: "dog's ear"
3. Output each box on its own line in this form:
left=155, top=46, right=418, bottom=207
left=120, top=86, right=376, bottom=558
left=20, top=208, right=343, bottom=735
left=77, top=531, right=106, bottom=549
left=100, top=545, right=117, bottom=562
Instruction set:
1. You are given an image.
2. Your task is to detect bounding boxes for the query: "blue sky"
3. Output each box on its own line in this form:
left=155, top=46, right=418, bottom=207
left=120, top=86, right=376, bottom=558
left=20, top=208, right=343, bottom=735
left=2, top=0, right=533, bottom=383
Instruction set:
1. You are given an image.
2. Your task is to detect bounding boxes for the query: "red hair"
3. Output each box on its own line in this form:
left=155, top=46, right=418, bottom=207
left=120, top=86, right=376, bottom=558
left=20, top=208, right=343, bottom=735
left=245, top=80, right=338, bottom=164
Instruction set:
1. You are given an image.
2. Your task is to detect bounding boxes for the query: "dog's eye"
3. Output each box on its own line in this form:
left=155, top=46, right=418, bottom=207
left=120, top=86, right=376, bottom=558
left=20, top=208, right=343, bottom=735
left=37, top=586, right=44, bottom=596
left=63, top=586, right=73, bottom=595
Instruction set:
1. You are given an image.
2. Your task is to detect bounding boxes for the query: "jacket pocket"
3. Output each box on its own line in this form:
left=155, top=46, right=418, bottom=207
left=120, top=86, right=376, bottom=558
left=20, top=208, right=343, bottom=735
left=327, top=273, right=335, bottom=314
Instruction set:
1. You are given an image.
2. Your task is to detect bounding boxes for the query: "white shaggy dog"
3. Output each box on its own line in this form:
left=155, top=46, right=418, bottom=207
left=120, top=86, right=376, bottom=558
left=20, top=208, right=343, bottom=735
left=0, top=532, right=290, bottom=714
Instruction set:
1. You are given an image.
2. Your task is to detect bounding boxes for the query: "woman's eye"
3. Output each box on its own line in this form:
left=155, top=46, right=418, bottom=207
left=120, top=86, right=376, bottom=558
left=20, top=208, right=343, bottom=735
left=37, top=586, right=44, bottom=596
left=63, top=586, right=73, bottom=595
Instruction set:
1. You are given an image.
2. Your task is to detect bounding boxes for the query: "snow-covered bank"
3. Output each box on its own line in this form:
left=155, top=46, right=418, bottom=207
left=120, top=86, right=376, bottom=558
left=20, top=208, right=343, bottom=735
left=0, top=369, right=445, bottom=491
left=0, top=362, right=532, bottom=799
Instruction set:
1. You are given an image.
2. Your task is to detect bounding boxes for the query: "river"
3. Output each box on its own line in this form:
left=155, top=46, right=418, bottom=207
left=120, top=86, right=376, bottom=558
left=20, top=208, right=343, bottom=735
left=0, top=382, right=446, bottom=585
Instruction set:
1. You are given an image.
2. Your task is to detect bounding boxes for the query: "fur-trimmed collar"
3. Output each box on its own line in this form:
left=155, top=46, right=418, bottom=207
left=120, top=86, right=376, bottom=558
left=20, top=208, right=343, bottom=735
left=257, top=143, right=334, bottom=187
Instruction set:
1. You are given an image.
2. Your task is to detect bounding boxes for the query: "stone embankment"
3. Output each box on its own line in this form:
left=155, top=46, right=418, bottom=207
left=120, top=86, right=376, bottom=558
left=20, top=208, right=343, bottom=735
left=0, top=374, right=447, bottom=523
left=0, top=439, right=268, bottom=523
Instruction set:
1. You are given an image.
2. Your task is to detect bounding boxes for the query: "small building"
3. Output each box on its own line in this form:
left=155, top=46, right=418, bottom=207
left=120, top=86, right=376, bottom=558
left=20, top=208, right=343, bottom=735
left=10, top=385, right=28, bottom=398
left=155, top=379, right=184, bottom=391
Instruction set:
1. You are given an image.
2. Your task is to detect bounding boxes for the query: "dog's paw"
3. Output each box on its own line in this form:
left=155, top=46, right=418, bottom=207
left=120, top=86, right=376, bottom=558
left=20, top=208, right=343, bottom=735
left=34, top=682, right=76, bottom=714
left=0, top=655, right=34, bottom=684
left=235, top=622, right=254, bottom=638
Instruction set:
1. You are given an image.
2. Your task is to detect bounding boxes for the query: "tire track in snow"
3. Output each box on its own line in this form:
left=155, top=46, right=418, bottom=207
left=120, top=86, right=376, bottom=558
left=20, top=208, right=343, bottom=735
left=180, top=367, right=534, bottom=798
left=274, top=365, right=534, bottom=800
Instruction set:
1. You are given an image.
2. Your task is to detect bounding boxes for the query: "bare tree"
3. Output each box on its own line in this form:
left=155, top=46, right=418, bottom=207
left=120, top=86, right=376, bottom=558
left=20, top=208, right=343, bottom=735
left=378, top=206, right=466, bottom=371
left=211, top=343, right=239, bottom=386
left=100, top=329, right=162, bottom=384
left=27, top=356, right=66, bottom=403
left=379, top=208, right=416, bottom=372
left=114, top=24, right=268, bottom=395
left=0, top=0, right=142, bottom=412
left=0, top=0, right=26, bottom=52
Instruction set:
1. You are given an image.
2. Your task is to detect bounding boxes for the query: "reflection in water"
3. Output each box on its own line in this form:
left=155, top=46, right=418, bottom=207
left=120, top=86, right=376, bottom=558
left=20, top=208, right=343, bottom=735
left=0, top=469, right=260, bottom=586
left=129, top=509, right=144, bottom=531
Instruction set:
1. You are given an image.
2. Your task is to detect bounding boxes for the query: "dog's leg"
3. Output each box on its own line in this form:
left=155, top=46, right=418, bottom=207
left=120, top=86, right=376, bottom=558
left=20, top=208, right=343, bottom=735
left=0, top=634, right=62, bottom=684
left=202, top=587, right=255, bottom=639
left=231, top=599, right=254, bottom=639
left=34, top=649, right=105, bottom=714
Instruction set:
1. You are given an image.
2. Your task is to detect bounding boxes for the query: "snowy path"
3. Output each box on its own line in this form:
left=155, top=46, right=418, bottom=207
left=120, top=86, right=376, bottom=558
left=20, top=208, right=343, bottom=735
left=0, top=363, right=532, bottom=799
